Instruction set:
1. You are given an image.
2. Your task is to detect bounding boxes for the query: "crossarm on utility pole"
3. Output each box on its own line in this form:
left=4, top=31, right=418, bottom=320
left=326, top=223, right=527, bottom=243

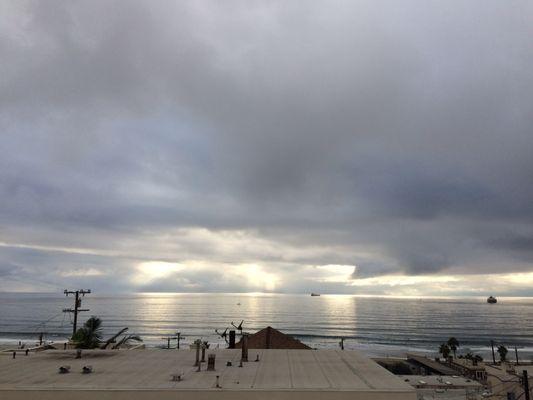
left=63, top=289, right=91, bottom=337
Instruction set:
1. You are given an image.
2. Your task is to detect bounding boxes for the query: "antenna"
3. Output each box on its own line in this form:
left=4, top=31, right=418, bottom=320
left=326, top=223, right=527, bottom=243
left=231, top=320, right=244, bottom=336
left=215, top=328, right=229, bottom=344
left=62, top=289, right=91, bottom=337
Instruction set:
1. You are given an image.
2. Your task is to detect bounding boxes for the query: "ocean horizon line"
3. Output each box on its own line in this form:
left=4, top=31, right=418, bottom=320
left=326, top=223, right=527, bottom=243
left=1, top=291, right=532, bottom=301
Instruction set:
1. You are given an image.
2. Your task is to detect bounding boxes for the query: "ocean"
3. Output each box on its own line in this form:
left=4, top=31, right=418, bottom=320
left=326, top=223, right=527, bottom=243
left=1, top=292, right=532, bottom=359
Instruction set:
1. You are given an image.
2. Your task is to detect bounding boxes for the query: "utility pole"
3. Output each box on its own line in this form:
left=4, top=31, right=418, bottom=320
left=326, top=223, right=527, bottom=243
left=63, top=289, right=91, bottom=337
left=524, top=370, right=531, bottom=400
left=491, top=340, right=496, bottom=365
left=515, top=346, right=519, bottom=365
left=162, top=336, right=174, bottom=349
left=176, top=332, right=184, bottom=349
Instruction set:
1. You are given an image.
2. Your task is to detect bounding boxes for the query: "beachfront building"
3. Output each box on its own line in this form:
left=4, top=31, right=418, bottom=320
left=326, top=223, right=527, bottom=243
left=0, top=348, right=416, bottom=400
left=234, top=326, right=311, bottom=349
left=445, top=357, right=532, bottom=399
left=377, top=353, right=533, bottom=399
left=448, top=358, right=488, bottom=383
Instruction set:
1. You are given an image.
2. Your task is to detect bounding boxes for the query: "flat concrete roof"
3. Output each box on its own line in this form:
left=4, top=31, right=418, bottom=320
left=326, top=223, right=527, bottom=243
left=406, top=353, right=458, bottom=375
left=483, top=363, right=522, bottom=380
left=0, top=349, right=415, bottom=400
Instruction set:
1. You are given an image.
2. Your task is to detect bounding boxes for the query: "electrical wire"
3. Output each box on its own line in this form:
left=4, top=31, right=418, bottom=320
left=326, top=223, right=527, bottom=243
left=60, top=312, right=66, bottom=328
left=514, top=391, right=525, bottom=400
left=14, top=312, right=63, bottom=333
left=488, top=379, right=521, bottom=391
left=489, top=383, right=523, bottom=399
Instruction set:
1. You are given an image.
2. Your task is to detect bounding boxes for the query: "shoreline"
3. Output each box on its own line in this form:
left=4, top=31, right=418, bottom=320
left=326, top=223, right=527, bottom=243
left=3, top=340, right=533, bottom=362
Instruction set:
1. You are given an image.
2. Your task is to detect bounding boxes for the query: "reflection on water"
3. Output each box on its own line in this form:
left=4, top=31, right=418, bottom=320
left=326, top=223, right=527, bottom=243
left=1, top=293, right=533, bottom=357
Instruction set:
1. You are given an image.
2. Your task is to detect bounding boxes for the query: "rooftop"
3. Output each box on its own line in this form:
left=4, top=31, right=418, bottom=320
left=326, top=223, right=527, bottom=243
left=450, top=357, right=486, bottom=371
left=0, top=348, right=415, bottom=399
left=398, top=375, right=483, bottom=389
left=406, top=353, right=458, bottom=375
left=235, top=326, right=311, bottom=349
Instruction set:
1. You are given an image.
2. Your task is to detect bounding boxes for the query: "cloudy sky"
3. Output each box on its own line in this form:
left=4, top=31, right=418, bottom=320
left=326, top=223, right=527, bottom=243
left=1, top=0, right=532, bottom=296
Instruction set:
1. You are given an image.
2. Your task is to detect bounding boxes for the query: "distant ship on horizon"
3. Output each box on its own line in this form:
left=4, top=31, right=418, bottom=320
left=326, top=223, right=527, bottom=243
left=487, top=296, right=497, bottom=304
left=310, top=293, right=321, bottom=296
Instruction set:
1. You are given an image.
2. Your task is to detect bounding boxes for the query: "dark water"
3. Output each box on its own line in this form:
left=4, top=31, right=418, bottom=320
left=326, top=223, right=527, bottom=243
left=1, top=293, right=532, bottom=357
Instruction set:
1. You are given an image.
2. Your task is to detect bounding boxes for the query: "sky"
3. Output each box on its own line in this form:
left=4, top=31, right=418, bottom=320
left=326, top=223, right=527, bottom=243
left=1, top=0, right=533, bottom=296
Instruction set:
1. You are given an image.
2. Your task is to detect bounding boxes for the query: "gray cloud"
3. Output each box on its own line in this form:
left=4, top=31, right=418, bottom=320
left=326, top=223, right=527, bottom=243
left=1, top=0, right=533, bottom=294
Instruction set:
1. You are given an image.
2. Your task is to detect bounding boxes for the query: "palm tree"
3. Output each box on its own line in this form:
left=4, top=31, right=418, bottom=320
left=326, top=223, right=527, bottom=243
left=439, top=343, right=451, bottom=360
left=100, top=327, right=129, bottom=350
left=112, top=334, right=143, bottom=349
left=72, top=317, right=143, bottom=350
left=464, top=352, right=483, bottom=364
left=72, top=316, right=103, bottom=349
left=447, top=337, right=459, bottom=358
left=497, top=345, right=508, bottom=362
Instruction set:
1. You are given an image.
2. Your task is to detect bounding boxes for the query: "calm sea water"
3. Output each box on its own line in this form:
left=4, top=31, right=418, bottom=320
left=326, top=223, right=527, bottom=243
left=1, top=293, right=532, bottom=358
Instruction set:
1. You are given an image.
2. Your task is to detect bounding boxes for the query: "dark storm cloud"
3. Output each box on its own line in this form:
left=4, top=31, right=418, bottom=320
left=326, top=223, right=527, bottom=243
left=1, top=0, right=533, bottom=293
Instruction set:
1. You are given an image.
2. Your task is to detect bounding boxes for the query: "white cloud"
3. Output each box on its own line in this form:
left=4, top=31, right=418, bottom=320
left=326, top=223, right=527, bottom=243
left=60, top=268, right=104, bottom=277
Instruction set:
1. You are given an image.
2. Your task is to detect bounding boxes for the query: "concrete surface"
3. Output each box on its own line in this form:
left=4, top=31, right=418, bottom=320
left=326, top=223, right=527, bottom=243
left=399, top=375, right=482, bottom=389
left=0, top=349, right=415, bottom=399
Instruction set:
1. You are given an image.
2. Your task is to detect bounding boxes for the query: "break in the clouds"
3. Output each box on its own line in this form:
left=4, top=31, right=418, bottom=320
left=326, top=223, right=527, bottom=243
left=1, top=0, right=533, bottom=295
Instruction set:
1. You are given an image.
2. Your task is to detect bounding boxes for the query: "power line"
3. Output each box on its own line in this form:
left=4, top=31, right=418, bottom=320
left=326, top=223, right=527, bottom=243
left=60, top=312, right=66, bottom=328
left=489, top=383, right=522, bottom=399
left=14, top=312, right=63, bottom=333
